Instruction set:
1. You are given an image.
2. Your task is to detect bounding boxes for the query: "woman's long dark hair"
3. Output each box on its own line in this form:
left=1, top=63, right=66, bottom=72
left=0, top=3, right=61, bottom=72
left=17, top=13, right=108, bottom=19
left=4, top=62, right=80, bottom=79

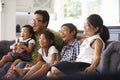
left=87, top=14, right=109, bottom=43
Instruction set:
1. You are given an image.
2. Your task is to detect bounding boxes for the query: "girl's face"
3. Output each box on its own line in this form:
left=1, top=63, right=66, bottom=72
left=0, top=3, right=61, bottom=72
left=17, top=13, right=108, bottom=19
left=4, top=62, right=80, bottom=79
left=20, top=27, right=32, bottom=40
left=60, top=26, right=74, bottom=43
left=83, top=20, right=99, bottom=37
left=39, top=34, right=51, bottom=48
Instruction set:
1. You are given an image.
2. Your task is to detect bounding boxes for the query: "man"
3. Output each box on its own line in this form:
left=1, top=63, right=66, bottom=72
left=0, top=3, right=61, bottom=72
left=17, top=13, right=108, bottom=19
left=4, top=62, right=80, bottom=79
left=18, top=9, right=63, bottom=66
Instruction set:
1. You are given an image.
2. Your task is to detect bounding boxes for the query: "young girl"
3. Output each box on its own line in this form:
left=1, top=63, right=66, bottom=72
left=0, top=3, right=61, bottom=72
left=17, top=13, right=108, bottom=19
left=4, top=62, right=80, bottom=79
left=8, top=30, right=58, bottom=80
left=0, top=25, right=35, bottom=68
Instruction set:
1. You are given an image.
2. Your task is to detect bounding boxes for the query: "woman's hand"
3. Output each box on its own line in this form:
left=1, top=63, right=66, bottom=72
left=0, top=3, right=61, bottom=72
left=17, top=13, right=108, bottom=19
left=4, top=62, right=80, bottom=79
left=84, top=66, right=96, bottom=73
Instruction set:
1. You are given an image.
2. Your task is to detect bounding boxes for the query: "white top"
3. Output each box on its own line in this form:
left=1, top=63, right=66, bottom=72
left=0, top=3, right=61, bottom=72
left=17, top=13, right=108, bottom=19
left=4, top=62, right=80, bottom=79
left=16, top=37, right=35, bottom=45
left=10, top=38, right=35, bottom=49
left=38, top=46, right=58, bottom=64
left=76, top=34, right=105, bottom=64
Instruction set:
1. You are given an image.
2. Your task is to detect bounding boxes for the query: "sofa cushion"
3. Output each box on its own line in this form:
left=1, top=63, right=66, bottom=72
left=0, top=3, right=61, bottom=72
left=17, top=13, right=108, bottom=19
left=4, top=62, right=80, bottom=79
left=0, top=40, right=15, bottom=59
left=97, top=41, right=120, bottom=73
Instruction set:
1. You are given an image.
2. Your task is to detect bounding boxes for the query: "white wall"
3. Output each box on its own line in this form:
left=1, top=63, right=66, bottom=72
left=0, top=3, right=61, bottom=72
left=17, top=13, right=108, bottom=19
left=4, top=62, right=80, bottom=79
left=100, top=0, right=119, bottom=25
left=0, top=0, right=16, bottom=40
left=0, top=0, right=1, bottom=40
left=16, top=12, right=33, bottom=28
left=0, top=0, right=120, bottom=40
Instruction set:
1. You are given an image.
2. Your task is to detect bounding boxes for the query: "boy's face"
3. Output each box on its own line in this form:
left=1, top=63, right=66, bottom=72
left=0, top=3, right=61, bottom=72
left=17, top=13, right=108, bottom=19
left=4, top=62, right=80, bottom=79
left=60, top=26, right=75, bottom=43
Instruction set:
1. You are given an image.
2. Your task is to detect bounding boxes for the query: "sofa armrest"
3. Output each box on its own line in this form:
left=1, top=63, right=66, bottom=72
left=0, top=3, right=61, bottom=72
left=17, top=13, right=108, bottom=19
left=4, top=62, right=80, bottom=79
left=96, top=41, right=120, bottom=73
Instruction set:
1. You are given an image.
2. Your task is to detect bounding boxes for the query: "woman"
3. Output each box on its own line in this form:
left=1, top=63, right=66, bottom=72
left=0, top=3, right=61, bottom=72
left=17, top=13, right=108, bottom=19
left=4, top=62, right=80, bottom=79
left=47, top=14, right=109, bottom=77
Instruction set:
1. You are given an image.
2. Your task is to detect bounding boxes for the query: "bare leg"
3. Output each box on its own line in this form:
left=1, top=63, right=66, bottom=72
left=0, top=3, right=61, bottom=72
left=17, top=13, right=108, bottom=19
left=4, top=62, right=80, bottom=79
left=4, top=66, right=18, bottom=80
left=28, top=63, right=50, bottom=80
left=8, top=67, right=15, bottom=73
left=4, top=59, right=23, bottom=77
left=0, top=55, right=13, bottom=67
left=14, top=67, right=28, bottom=77
left=49, top=66, right=64, bottom=77
left=23, top=61, right=45, bottom=79
left=47, top=71, right=56, bottom=78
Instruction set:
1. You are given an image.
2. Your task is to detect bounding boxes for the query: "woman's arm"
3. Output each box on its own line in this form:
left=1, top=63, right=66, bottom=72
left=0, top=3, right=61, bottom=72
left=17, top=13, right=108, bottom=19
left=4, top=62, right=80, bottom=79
left=77, top=35, right=86, bottom=42
left=84, top=39, right=103, bottom=72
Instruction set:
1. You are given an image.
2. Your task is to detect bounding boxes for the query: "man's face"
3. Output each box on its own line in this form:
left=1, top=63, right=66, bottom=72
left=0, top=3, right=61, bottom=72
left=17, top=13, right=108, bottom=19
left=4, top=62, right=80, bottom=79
left=32, top=14, right=45, bottom=33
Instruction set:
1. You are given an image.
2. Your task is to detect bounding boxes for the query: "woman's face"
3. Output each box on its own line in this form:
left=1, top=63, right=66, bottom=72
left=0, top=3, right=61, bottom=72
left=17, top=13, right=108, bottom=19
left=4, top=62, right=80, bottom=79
left=20, top=27, right=32, bottom=40
left=39, top=34, right=51, bottom=48
left=59, top=26, right=74, bottom=43
left=83, top=20, right=99, bottom=37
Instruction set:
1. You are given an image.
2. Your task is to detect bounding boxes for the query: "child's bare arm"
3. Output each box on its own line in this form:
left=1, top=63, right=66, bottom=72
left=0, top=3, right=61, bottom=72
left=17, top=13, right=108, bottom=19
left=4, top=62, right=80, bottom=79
left=32, top=53, right=43, bottom=65
left=51, top=53, right=58, bottom=64
left=25, top=53, right=43, bottom=68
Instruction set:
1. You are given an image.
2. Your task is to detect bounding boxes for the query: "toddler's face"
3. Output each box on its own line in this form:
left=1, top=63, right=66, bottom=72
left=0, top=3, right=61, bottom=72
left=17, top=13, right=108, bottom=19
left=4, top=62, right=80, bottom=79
left=20, top=27, right=32, bottom=40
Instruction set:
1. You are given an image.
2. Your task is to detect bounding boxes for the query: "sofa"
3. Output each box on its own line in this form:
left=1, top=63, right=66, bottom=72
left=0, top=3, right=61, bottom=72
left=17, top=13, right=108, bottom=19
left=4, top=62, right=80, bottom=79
left=0, top=40, right=15, bottom=59
left=0, top=40, right=120, bottom=80
left=96, top=41, right=120, bottom=73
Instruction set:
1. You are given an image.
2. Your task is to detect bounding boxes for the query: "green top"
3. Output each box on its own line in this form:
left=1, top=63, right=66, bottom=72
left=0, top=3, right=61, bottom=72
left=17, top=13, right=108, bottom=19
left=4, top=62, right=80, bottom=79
left=49, top=29, right=63, bottom=52
left=32, top=36, right=40, bottom=61
left=32, top=29, right=63, bottom=61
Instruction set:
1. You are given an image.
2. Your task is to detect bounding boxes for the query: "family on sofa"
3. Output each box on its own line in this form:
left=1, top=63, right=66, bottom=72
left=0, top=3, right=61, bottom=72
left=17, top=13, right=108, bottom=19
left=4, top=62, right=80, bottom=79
left=0, top=9, right=119, bottom=80
left=0, top=9, right=63, bottom=80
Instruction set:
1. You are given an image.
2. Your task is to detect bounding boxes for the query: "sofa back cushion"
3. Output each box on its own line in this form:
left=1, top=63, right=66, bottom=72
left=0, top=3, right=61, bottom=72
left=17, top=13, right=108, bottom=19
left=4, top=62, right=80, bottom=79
left=0, top=40, right=15, bottom=59
left=97, top=41, right=120, bottom=73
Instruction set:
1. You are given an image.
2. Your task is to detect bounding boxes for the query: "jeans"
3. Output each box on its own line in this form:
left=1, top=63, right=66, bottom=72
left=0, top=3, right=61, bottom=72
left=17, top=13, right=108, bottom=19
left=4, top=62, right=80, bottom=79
left=0, top=62, right=12, bottom=78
